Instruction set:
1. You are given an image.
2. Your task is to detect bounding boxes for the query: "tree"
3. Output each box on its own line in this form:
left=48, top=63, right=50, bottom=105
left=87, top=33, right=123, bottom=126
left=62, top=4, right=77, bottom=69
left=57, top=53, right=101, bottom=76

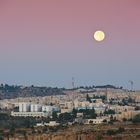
left=89, top=120, right=93, bottom=124
left=104, top=109, right=115, bottom=115
left=72, top=108, right=77, bottom=118
left=78, top=108, right=96, bottom=119
left=24, top=117, right=36, bottom=128
left=133, top=113, right=140, bottom=123
left=86, top=94, right=91, bottom=103
left=122, top=118, right=127, bottom=122
left=106, top=129, right=115, bottom=135
left=52, top=112, right=58, bottom=121
left=118, top=127, right=125, bottom=133
left=103, top=119, right=107, bottom=123
left=108, top=115, right=114, bottom=124
left=0, top=113, right=10, bottom=120
left=59, top=112, right=74, bottom=122
left=110, top=115, right=113, bottom=120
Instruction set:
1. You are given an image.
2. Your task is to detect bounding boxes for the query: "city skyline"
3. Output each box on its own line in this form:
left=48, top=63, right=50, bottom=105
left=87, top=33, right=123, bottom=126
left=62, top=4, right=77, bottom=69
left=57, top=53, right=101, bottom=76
left=0, top=0, right=140, bottom=89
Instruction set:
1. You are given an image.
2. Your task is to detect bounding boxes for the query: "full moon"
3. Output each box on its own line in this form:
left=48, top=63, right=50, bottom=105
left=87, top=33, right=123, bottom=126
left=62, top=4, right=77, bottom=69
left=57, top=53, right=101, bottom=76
left=94, top=30, right=105, bottom=42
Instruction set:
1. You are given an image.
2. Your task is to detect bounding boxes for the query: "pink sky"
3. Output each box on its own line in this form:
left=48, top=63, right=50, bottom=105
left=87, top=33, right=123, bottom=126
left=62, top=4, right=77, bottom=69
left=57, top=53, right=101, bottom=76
left=0, top=0, right=140, bottom=89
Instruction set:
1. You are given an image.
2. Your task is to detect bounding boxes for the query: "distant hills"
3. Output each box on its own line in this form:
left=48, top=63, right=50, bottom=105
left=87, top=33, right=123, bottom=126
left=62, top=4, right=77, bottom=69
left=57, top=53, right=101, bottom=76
left=0, top=84, right=64, bottom=99
left=0, top=84, right=123, bottom=99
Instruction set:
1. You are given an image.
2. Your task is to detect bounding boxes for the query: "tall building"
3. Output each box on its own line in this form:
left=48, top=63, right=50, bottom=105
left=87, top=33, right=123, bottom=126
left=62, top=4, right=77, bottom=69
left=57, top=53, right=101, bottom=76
left=30, top=104, right=42, bottom=112
left=19, top=103, right=30, bottom=112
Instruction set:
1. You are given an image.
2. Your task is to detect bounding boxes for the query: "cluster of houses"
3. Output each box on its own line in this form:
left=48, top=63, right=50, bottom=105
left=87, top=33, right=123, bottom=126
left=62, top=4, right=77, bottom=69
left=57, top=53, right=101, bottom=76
left=0, top=88, right=140, bottom=126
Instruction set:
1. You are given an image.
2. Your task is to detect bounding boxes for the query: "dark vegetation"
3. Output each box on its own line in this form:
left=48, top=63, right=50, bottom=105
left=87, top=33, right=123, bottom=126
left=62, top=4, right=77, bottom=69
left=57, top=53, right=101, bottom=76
left=0, top=108, right=97, bottom=129
left=78, top=108, right=97, bottom=119
left=104, top=109, right=115, bottom=115
left=0, top=84, right=65, bottom=99
left=0, top=113, right=49, bottom=129
left=132, top=113, right=140, bottom=123
left=52, top=108, right=97, bottom=124
left=106, top=127, right=125, bottom=136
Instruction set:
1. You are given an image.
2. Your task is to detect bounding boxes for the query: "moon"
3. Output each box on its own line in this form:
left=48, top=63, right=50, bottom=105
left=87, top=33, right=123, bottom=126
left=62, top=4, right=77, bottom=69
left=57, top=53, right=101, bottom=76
left=94, top=30, right=105, bottom=42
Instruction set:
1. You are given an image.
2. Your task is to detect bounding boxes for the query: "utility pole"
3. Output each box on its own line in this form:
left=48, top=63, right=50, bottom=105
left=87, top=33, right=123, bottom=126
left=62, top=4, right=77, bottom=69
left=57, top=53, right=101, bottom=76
left=72, top=77, right=75, bottom=104
left=72, top=77, right=75, bottom=89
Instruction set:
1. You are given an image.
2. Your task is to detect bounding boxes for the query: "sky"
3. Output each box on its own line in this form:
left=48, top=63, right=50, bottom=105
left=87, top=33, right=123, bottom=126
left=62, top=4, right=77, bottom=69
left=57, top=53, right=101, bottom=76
left=0, top=0, right=140, bottom=89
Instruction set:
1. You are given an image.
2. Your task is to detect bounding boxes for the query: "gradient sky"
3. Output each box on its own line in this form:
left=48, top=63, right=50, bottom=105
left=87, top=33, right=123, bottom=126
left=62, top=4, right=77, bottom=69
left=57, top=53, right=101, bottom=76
left=0, top=0, right=140, bottom=89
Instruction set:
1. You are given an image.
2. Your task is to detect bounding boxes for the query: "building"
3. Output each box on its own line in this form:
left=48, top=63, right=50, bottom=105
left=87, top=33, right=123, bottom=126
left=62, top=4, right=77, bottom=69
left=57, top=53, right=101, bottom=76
left=45, top=121, right=60, bottom=126
left=19, top=102, right=30, bottom=112
left=84, top=117, right=108, bottom=124
left=36, top=121, right=60, bottom=127
left=11, top=102, right=59, bottom=117
left=109, top=105, right=135, bottom=113
left=11, top=111, right=48, bottom=117
left=60, top=108, right=73, bottom=113
left=30, top=104, right=42, bottom=112
left=114, top=110, right=140, bottom=121
left=42, top=105, right=59, bottom=113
